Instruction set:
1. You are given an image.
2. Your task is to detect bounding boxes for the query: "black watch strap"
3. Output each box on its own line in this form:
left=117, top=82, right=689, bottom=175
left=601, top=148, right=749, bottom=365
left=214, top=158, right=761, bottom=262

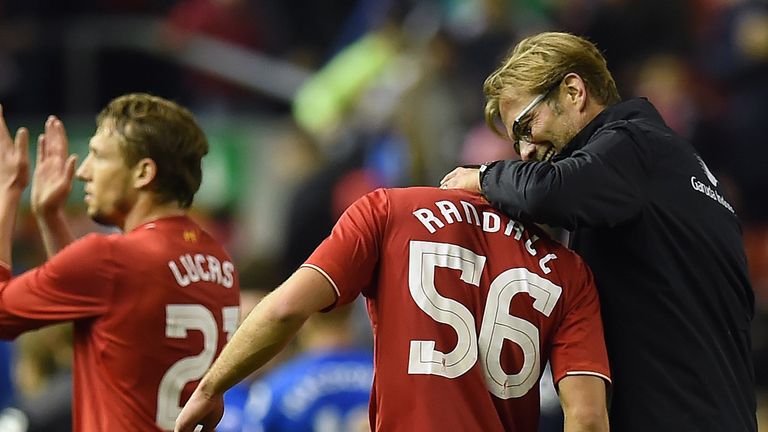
left=478, top=161, right=495, bottom=188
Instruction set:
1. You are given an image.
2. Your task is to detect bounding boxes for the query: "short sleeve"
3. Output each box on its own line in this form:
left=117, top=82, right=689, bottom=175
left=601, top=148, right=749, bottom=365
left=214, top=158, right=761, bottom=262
left=0, top=234, right=116, bottom=339
left=549, top=261, right=611, bottom=385
left=302, top=188, right=389, bottom=307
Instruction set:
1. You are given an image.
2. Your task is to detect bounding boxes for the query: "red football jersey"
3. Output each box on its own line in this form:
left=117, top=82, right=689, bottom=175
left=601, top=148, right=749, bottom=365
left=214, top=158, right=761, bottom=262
left=0, top=216, right=240, bottom=431
left=304, top=188, right=610, bottom=432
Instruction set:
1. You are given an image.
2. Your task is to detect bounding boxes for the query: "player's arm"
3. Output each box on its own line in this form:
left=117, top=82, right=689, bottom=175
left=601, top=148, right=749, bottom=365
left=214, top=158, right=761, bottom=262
left=550, top=260, right=611, bottom=431
left=31, top=116, right=78, bottom=257
left=559, top=375, right=609, bottom=432
left=0, top=105, right=30, bottom=268
left=0, top=234, right=113, bottom=339
left=175, top=266, right=337, bottom=432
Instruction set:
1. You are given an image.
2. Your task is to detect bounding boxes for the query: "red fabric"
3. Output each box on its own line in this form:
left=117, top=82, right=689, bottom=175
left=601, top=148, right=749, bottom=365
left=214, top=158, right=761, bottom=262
left=0, top=216, right=240, bottom=431
left=305, top=187, right=610, bottom=432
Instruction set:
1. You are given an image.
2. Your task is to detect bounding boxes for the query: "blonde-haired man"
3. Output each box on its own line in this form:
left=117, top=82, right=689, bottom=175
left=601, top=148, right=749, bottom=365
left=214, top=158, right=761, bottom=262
left=442, top=32, right=756, bottom=431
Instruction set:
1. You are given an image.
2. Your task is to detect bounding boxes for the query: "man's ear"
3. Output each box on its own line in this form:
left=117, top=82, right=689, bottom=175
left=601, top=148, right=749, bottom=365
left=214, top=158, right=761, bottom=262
left=133, top=158, right=157, bottom=189
left=562, top=72, right=588, bottom=111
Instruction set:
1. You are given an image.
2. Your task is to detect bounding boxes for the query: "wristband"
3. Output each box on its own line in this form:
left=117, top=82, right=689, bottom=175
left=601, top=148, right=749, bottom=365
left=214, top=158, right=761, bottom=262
left=478, top=161, right=495, bottom=187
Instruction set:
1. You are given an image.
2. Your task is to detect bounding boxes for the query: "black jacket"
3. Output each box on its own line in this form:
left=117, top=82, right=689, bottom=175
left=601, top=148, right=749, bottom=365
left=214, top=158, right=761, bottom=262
left=481, top=98, right=756, bottom=431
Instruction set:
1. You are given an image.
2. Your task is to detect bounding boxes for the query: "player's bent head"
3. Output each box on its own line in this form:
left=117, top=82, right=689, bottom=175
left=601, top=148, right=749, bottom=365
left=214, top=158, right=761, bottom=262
left=97, top=93, right=208, bottom=209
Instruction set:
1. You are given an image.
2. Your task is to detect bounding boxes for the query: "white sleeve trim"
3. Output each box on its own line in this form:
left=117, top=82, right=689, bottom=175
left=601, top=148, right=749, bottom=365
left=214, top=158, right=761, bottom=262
left=564, top=371, right=612, bottom=384
left=300, top=264, right=341, bottom=298
left=0, top=260, right=10, bottom=272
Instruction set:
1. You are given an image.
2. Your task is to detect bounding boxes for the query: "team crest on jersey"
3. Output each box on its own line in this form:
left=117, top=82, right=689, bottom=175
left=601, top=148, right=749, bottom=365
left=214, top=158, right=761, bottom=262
left=183, top=230, right=198, bottom=242
left=695, top=155, right=718, bottom=186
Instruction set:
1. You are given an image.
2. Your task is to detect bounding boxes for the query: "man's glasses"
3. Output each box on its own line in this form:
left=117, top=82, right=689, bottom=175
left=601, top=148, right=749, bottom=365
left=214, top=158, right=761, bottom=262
left=510, top=82, right=559, bottom=154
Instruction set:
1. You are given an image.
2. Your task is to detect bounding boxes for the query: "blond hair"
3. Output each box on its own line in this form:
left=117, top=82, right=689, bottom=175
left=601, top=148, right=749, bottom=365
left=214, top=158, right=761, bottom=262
left=97, top=93, right=208, bottom=208
left=484, top=32, right=620, bottom=136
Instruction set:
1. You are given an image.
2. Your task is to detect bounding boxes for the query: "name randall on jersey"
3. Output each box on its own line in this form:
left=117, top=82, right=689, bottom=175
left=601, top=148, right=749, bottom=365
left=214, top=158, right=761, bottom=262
left=168, top=253, right=235, bottom=288
left=411, top=198, right=558, bottom=275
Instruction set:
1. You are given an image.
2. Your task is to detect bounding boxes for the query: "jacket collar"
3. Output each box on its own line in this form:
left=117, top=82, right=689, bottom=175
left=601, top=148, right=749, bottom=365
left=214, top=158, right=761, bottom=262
left=555, top=97, right=666, bottom=159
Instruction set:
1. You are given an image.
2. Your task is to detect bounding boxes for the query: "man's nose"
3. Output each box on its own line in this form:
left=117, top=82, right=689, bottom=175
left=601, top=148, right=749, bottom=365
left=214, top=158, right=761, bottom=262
left=75, top=158, right=89, bottom=181
left=519, top=141, right=538, bottom=161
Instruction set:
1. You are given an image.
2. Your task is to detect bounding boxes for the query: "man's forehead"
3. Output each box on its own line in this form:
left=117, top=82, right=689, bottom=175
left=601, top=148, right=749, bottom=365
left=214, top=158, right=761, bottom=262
left=499, top=90, right=533, bottom=117
left=90, top=123, right=122, bottom=149
left=96, top=117, right=119, bottom=134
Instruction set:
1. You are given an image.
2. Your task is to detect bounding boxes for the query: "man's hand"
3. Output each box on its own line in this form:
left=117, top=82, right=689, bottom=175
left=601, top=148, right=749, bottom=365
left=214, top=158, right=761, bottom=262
left=174, top=387, right=224, bottom=432
left=31, top=116, right=78, bottom=217
left=0, top=105, right=29, bottom=267
left=0, top=105, right=30, bottom=194
left=440, top=166, right=481, bottom=193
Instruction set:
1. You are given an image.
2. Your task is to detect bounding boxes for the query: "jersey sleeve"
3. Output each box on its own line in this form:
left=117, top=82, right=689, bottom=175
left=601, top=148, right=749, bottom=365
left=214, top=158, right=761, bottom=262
left=549, top=259, right=611, bottom=385
left=302, top=188, right=389, bottom=307
left=0, top=234, right=116, bottom=339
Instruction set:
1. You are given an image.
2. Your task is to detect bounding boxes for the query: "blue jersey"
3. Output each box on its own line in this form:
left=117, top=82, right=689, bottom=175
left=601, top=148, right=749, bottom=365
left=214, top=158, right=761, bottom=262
left=242, top=349, right=373, bottom=432
left=218, top=382, right=251, bottom=432
left=0, top=342, right=13, bottom=408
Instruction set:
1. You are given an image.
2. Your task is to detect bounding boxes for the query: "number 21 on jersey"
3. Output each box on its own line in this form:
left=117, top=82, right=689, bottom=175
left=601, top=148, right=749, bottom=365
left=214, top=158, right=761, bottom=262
left=156, top=304, right=240, bottom=429
left=407, top=240, right=562, bottom=399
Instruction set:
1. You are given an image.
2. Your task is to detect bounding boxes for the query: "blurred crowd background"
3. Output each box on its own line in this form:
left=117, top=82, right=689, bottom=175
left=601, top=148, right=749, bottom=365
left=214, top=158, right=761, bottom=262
left=0, top=0, right=766, bottom=430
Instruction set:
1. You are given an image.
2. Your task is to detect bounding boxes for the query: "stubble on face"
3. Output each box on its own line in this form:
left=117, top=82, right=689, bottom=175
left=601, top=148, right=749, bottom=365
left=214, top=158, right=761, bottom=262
left=535, top=100, right=582, bottom=160
left=88, top=177, right=134, bottom=227
left=82, top=127, right=136, bottom=228
left=510, top=100, right=579, bottom=162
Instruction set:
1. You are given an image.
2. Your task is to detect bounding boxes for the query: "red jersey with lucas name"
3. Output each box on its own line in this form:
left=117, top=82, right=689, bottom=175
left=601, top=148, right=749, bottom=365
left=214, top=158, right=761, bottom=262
left=0, top=216, right=240, bottom=431
left=304, top=188, right=609, bottom=432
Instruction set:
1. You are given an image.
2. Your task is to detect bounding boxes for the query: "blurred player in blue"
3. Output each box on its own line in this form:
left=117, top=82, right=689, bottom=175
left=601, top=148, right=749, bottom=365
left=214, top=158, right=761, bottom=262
left=0, top=342, right=13, bottom=409
left=240, top=303, right=372, bottom=432
left=216, top=382, right=251, bottom=432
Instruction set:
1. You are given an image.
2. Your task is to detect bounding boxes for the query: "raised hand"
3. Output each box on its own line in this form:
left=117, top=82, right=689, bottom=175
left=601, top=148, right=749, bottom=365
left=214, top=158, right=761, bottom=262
left=31, top=115, right=78, bottom=217
left=0, top=105, right=30, bottom=194
left=0, top=105, right=29, bottom=267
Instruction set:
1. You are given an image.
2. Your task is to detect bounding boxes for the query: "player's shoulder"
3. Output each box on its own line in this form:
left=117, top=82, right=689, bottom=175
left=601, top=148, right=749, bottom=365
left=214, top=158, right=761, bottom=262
left=522, top=225, right=589, bottom=269
left=65, top=232, right=115, bottom=253
left=371, top=186, right=488, bottom=208
left=524, top=224, right=566, bottom=250
left=385, top=185, right=479, bottom=199
left=124, top=216, right=226, bottom=249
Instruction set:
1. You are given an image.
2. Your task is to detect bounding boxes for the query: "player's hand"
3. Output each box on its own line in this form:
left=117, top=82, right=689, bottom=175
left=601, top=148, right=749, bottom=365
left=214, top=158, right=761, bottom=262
left=31, top=116, right=78, bottom=217
left=174, top=387, right=224, bottom=432
left=0, top=105, right=30, bottom=194
left=439, top=166, right=481, bottom=193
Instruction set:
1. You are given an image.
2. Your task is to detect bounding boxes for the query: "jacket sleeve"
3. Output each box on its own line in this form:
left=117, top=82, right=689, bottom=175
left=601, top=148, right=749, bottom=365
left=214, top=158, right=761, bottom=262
left=481, top=125, right=649, bottom=230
